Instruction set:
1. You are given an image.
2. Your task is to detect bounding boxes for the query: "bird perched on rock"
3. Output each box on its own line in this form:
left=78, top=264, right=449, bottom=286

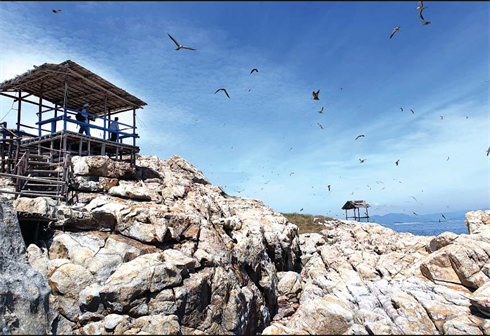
left=355, top=134, right=365, bottom=140
left=250, top=68, right=258, bottom=74
left=359, top=158, right=366, bottom=163
left=167, top=33, right=196, bottom=51
left=318, top=107, right=324, bottom=114
left=396, top=159, right=400, bottom=166
left=317, top=123, right=324, bottom=130
left=215, top=88, right=230, bottom=98
left=52, top=9, right=61, bottom=13
left=421, top=21, right=433, bottom=26
left=390, top=26, right=400, bottom=39
left=312, top=90, right=320, bottom=100
left=417, top=1, right=428, bottom=20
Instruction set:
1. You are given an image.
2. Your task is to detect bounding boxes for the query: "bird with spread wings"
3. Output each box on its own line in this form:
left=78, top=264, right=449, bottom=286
left=167, top=33, right=196, bottom=51
left=215, top=88, right=230, bottom=98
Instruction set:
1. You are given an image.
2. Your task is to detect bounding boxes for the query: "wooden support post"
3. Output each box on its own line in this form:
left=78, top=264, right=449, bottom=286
left=87, top=140, right=91, bottom=156
left=38, top=83, right=44, bottom=137
left=79, top=138, right=83, bottom=156
left=101, top=143, right=106, bottom=156
left=133, top=108, right=136, bottom=147
left=54, top=104, right=58, bottom=132
left=103, top=95, right=107, bottom=140
left=50, top=140, right=54, bottom=163
left=345, top=209, right=347, bottom=220
left=63, top=79, right=68, bottom=131
left=16, top=91, right=22, bottom=134
left=115, top=146, right=119, bottom=161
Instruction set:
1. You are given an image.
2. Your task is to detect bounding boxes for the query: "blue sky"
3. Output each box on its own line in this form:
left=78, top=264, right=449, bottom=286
left=1, top=1, right=489, bottom=217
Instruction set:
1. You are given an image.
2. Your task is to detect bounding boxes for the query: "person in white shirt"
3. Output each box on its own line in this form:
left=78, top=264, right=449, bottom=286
left=109, top=117, right=120, bottom=142
left=78, top=103, right=91, bottom=136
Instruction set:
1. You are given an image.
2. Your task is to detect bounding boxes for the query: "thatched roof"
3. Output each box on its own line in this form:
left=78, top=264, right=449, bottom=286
left=0, top=60, right=147, bottom=116
left=342, top=200, right=370, bottom=210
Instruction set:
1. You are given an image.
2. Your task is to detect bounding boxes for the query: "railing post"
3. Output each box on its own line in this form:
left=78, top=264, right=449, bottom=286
left=16, top=90, right=22, bottom=135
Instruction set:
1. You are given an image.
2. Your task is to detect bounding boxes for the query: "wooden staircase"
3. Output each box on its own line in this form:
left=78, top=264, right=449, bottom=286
left=0, top=144, right=73, bottom=203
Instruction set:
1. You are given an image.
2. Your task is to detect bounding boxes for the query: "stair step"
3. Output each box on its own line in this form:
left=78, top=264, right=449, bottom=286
left=28, top=169, right=61, bottom=174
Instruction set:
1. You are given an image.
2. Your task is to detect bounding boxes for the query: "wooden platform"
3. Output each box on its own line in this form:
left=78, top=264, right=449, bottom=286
left=20, top=130, right=139, bottom=161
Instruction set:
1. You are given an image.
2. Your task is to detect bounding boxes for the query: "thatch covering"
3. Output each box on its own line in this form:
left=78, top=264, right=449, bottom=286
left=0, top=60, right=147, bottom=116
left=342, top=200, right=370, bottom=210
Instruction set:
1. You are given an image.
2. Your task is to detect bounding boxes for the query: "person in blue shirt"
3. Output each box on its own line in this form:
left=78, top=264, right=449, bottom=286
left=78, top=103, right=91, bottom=136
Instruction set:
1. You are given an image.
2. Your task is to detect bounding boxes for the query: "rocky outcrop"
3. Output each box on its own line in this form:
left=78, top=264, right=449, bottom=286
left=2, top=153, right=489, bottom=335
left=264, top=216, right=490, bottom=335
left=0, top=198, right=51, bottom=335
left=4, top=155, right=301, bottom=335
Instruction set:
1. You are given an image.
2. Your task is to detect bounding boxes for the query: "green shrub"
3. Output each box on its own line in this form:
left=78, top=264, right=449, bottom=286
left=282, top=213, right=335, bottom=234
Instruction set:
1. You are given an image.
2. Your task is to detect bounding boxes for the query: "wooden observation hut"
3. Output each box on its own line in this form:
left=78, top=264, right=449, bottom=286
left=0, top=60, right=147, bottom=202
left=342, top=200, right=370, bottom=222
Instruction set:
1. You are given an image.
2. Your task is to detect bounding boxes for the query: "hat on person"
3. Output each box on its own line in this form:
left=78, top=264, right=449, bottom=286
left=84, top=103, right=90, bottom=107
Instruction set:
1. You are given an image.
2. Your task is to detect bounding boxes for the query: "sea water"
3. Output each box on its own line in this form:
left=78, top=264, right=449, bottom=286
left=381, top=220, right=469, bottom=236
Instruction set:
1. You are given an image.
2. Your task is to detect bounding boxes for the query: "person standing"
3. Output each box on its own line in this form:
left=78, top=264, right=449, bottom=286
left=109, top=117, right=120, bottom=142
left=78, top=103, right=91, bottom=136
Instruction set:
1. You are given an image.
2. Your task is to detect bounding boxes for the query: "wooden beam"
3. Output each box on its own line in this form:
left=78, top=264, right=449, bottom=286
left=0, top=173, right=66, bottom=185
left=0, top=92, right=53, bottom=110
left=67, top=69, right=139, bottom=109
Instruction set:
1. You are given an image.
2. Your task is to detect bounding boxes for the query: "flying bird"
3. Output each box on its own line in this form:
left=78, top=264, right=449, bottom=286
left=421, top=21, right=432, bottom=26
left=396, top=159, right=400, bottom=166
left=359, top=158, right=366, bottom=163
left=440, top=116, right=444, bottom=120
left=52, top=9, right=61, bottom=13
left=290, top=172, right=295, bottom=176
left=390, top=26, right=400, bottom=39
left=300, top=208, right=304, bottom=212
left=486, top=147, right=490, bottom=156
left=167, top=33, right=196, bottom=51
left=441, top=213, right=447, bottom=220
left=446, top=156, right=450, bottom=161
left=413, top=212, right=418, bottom=216
left=400, top=107, right=404, bottom=112
left=410, top=196, right=418, bottom=202
left=328, top=185, right=331, bottom=192
left=215, top=88, right=230, bottom=98
left=250, top=68, right=259, bottom=74
left=312, top=90, right=320, bottom=100
left=355, top=134, right=365, bottom=140
left=317, top=123, right=324, bottom=130
left=410, top=109, right=415, bottom=114
left=417, top=1, right=428, bottom=20
left=318, top=107, right=324, bottom=114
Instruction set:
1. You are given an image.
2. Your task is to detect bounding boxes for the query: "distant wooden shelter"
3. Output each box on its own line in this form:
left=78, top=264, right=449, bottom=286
left=0, top=60, right=147, bottom=202
left=342, top=200, right=370, bottom=222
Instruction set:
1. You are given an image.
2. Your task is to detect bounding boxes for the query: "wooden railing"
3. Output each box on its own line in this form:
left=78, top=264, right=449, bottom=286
left=36, top=106, right=138, bottom=145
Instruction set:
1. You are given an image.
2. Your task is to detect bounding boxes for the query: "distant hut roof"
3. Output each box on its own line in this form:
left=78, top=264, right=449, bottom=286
left=342, top=200, right=370, bottom=210
left=0, top=60, right=147, bottom=116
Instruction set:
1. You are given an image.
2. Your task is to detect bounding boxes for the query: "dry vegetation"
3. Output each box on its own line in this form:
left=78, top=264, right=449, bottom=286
left=282, top=213, right=335, bottom=234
